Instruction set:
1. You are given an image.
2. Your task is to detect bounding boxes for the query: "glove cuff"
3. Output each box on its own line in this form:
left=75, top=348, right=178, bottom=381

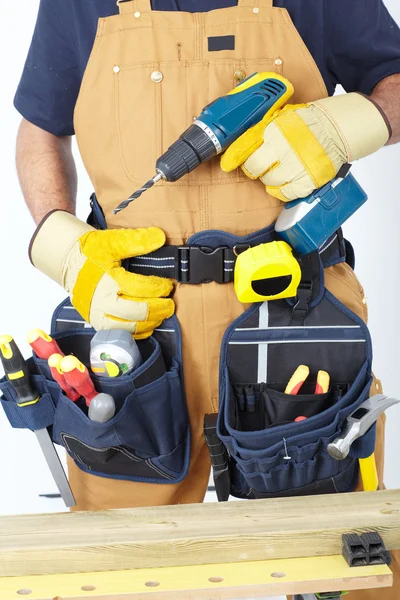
left=312, top=93, right=390, bottom=162
left=29, top=210, right=94, bottom=286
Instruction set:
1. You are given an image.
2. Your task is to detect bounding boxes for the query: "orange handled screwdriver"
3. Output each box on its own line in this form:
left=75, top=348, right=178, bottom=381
left=27, top=329, right=64, bottom=360
left=48, top=354, right=80, bottom=402
left=60, top=356, right=99, bottom=406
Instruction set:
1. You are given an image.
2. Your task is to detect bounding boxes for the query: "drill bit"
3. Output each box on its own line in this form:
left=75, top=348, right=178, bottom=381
left=113, top=173, right=163, bottom=214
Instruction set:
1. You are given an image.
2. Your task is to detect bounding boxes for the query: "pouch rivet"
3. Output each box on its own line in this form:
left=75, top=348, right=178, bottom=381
left=134, top=11, right=141, bottom=18
left=253, top=7, right=260, bottom=13
left=113, top=66, right=120, bottom=73
left=275, top=58, right=283, bottom=66
left=151, top=71, right=164, bottom=83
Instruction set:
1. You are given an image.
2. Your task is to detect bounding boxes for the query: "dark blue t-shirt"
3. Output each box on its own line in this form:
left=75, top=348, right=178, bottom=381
left=14, top=0, right=400, bottom=136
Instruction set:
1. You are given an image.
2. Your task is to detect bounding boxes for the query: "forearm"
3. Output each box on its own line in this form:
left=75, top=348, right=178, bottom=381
left=16, top=119, right=77, bottom=225
left=370, top=73, right=400, bottom=145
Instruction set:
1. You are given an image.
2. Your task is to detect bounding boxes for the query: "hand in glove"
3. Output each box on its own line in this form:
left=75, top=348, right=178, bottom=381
left=29, top=211, right=174, bottom=338
left=221, top=93, right=391, bottom=201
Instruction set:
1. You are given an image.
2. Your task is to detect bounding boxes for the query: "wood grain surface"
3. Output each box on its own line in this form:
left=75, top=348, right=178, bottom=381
left=0, top=489, right=399, bottom=577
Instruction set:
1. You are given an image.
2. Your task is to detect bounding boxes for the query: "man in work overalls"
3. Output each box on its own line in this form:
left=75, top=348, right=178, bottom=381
left=15, top=0, right=400, bottom=597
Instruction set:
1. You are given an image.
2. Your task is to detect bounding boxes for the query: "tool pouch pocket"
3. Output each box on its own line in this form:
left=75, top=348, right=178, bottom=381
left=217, top=269, right=375, bottom=500
left=0, top=299, right=190, bottom=484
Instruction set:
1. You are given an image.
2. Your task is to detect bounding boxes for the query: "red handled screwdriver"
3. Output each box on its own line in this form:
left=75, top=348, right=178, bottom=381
left=60, top=356, right=98, bottom=406
left=27, top=329, right=64, bottom=360
left=48, top=353, right=80, bottom=402
left=59, top=355, right=115, bottom=422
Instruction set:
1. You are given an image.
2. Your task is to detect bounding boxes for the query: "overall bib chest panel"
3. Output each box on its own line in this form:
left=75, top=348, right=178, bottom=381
left=74, top=0, right=327, bottom=239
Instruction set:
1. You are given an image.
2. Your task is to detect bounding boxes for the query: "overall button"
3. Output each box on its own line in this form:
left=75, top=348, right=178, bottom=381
left=151, top=71, right=163, bottom=83
left=234, top=69, right=246, bottom=82
left=134, top=11, right=141, bottom=18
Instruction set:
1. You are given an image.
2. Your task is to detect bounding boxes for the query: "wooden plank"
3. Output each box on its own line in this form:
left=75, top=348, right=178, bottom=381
left=0, top=489, right=399, bottom=577
left=0, top=556, right=393, bottom=600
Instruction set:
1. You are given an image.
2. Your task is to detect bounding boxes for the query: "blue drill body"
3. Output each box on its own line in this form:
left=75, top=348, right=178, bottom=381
left=196, top=75, right=290, bottom=151
left=275, top=169, right=368, bottom=255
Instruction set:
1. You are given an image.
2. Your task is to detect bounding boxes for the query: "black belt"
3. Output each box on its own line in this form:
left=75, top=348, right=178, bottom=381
left=123, top=229, right=347, bottom=284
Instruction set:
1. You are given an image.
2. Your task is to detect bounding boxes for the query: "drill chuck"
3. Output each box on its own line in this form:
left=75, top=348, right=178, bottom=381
left=156, top=123, right=218, bottom=181
left=114, top=73, right=294, bottom=212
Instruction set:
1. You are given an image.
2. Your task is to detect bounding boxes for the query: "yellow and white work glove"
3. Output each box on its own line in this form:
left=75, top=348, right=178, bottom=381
left=29, top=211, right=174, bottom=339
left=221, top=93, right=391, bottom=201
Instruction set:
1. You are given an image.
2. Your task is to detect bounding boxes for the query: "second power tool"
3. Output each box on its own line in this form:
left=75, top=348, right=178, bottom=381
left=114, top=72, right=294, bottom=213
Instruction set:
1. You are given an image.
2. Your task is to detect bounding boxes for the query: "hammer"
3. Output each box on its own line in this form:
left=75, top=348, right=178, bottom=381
left=328, top=394, right=400, bottom=491
left=327, top=395, right=400, bottom=460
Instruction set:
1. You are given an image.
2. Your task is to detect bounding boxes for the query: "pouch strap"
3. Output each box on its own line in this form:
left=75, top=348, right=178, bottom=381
left=290, top=251, right=321, bottom=325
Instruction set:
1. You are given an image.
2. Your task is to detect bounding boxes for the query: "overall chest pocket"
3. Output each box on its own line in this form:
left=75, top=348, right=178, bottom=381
left=113, top=58, right=283, bottom=186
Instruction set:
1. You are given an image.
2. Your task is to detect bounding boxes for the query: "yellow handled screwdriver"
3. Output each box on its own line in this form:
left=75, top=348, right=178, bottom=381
left=0, top=335, right=76, bottom=507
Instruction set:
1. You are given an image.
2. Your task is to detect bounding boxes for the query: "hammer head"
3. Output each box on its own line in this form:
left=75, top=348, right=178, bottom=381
left=327, top=395, right=400, bottom=460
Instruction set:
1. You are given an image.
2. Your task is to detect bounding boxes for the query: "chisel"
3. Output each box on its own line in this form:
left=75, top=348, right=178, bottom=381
left=0, top=335, right=76, bottom=507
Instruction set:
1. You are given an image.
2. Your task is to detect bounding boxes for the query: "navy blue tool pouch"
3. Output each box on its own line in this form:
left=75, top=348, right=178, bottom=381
left=0, top=301, right=190, bottom=484
left=217, top=261, right=375, bottom=500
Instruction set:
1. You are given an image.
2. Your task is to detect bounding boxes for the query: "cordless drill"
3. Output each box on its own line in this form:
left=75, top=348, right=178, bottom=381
left=114, top=72, right=294, bottom=213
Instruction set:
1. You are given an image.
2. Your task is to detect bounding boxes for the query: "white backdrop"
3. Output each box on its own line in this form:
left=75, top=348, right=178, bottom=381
left=0, top=1, right=399, bottom=515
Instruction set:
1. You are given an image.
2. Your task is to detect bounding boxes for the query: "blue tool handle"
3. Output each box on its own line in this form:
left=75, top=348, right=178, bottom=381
left=200, top=74, right=292, bottom=151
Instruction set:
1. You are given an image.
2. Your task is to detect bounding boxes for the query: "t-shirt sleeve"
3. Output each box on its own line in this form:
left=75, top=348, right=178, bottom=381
left=326, top=0, right=400, bottom=94
left=14, top=0, right=81, bottom=136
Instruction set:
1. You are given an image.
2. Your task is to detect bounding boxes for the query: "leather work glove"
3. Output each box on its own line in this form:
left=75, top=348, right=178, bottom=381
left=221, top=93, right=391, bottom=201
left=29, top=211, right=174, bottom=339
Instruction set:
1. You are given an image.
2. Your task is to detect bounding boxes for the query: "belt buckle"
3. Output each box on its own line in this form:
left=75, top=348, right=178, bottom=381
left=176, top=246, right=230, bottom=284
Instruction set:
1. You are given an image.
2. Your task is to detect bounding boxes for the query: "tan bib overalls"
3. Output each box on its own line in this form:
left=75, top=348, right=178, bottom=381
left=71, top=0, right=399, bottom=595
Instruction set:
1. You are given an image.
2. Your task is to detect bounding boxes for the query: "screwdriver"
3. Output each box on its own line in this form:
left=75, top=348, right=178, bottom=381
left=48, top=353, right=80, bottom=402
left=60, top=355, right=115, bottom=422
left=0, top=335, right=76, bottom=507
left=0, top=335, right=40, bottom=407
left=60, top=356, right=99, bottom=405
left=27, top=329, right=64, bottom=360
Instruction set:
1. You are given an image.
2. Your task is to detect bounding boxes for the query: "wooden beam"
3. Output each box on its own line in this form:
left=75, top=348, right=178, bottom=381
left=0, top=557, right=393, bottom=600
left=0, top=489, right=399, bottom=577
